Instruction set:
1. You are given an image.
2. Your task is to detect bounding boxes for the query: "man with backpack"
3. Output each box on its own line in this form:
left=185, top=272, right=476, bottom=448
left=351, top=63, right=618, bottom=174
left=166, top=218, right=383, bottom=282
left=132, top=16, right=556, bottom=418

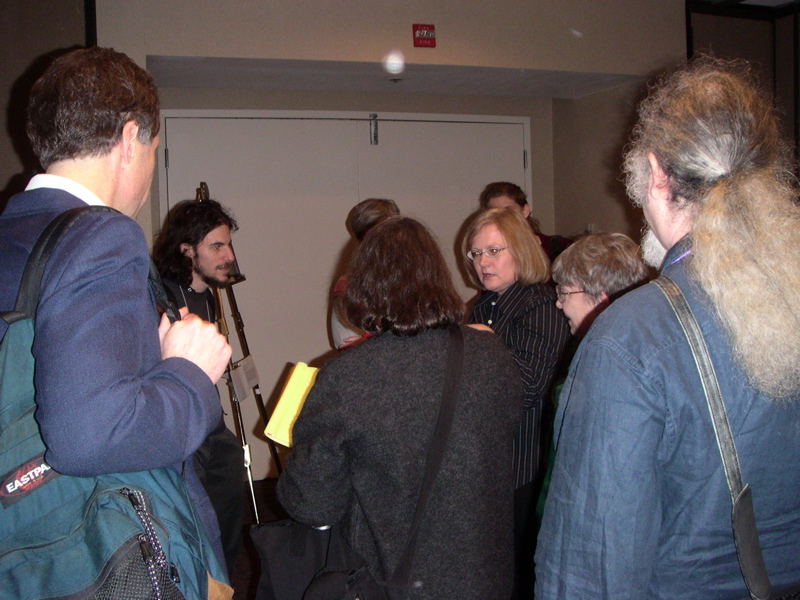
left=0, top=47, right=233, bottom=598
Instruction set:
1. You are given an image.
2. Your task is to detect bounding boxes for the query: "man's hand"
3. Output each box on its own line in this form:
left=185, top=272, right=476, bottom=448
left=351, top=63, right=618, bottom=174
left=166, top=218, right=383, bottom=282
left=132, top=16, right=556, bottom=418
left=159, top=308, right=232, bottom=383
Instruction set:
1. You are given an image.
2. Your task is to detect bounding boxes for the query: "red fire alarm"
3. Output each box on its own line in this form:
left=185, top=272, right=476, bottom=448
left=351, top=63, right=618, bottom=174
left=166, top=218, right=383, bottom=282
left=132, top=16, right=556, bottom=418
left=413, top=24, right=436, bottom=48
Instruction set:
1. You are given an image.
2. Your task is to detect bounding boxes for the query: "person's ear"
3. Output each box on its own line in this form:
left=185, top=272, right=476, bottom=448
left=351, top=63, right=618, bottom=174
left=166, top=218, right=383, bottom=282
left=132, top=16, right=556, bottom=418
left=180, top=243, right=194, bottom=258
left=119, top=121, right=139, bottom=165
left=647, top=153, right=671, bottom=204
left=596, top=291, right=610, bottom=309
left=521, top=203, right=531, bottom=219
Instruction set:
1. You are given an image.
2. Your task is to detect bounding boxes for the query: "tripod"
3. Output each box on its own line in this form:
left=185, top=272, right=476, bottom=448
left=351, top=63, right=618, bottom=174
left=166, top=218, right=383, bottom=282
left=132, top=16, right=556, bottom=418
left=197, top=183, right=282, bottom=525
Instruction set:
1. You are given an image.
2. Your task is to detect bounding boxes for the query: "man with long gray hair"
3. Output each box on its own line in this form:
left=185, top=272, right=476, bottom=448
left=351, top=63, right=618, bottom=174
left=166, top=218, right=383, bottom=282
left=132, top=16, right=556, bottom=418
left=535, top=58, right=800, bottom=598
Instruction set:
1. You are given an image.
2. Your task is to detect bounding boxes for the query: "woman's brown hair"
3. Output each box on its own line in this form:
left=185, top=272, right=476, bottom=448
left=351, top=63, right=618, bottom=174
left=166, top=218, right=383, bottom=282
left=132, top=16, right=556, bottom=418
left=345, top=216, right=465, bottom=336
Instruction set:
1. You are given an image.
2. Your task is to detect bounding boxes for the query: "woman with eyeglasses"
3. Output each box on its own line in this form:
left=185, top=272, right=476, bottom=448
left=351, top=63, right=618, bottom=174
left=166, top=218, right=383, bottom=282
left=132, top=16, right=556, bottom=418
left=462, top=207, right=570, bottom=599
left=534, top=232, right=649, bottom=532
left=278, top=216, right=522, bottom=599
left=552, top=232, right=649, bottom=339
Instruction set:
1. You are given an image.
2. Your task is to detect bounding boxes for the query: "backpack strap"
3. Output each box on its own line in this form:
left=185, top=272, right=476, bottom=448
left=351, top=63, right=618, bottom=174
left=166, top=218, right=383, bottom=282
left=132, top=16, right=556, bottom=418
left=3, top=205, right=181, bottom=326
left=9, top=206, right=116, bottom=322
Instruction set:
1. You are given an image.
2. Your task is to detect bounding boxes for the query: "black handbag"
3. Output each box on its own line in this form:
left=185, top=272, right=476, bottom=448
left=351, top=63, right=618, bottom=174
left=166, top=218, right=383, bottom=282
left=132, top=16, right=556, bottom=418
left=250, top=519, right=339, bottom=600
left=252, top=325, right=465, bottom=600
left=656, top=277, right=800, bottom=600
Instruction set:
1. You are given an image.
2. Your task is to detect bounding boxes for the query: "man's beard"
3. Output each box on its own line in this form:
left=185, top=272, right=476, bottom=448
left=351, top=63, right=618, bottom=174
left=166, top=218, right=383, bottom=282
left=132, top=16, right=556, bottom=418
left=193, top=262, right=232, bottom=288
left=641, top=227, right=668, bottom=268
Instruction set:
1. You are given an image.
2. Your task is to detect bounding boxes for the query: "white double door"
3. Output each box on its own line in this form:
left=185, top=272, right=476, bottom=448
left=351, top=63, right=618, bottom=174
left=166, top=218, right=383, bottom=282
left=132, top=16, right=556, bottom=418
left=159, top=110, right=530, bottom=477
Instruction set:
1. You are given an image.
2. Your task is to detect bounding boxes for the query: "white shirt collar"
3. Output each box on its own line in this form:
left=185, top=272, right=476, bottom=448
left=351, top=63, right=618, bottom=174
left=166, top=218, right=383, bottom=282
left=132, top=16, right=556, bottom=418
left=25, top=174, right=107, bottom=207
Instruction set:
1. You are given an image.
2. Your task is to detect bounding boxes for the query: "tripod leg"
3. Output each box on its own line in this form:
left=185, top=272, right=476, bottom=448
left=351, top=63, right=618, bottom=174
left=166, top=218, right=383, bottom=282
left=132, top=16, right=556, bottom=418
left=227, top=379, right=261, bottom=523
left=242, top=443, right=261, bottom=525
left=222, top=285, right=283, bottom=474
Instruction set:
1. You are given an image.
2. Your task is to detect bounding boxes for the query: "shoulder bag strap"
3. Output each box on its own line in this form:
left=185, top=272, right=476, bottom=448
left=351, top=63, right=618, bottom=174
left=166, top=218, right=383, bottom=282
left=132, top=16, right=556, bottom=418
left=389, top=324, right=465, bottom=588
left=11, top=206, right=115, bottom=320
left=654, top=276, right=771, bottom=600
left=7, top=205, right=180, bottom=326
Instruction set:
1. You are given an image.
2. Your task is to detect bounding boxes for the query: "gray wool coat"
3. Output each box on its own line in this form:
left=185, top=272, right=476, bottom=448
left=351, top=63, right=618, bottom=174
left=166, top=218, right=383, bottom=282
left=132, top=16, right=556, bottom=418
left=277, top=325, right=522, bottom=599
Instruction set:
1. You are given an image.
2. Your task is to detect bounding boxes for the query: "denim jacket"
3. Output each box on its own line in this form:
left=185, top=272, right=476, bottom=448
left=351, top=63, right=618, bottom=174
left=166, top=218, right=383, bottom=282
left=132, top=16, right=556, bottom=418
left=535, top=236, right=800, bottom=599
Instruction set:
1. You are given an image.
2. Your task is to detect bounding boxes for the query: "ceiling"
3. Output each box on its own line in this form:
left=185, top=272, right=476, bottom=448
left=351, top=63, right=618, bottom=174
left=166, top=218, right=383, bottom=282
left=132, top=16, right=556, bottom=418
left=147, top=55, right=644, bottom=100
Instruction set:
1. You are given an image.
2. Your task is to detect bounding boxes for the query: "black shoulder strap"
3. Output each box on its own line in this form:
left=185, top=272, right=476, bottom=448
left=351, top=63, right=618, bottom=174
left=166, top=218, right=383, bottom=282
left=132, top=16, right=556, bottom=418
left=10, top=206, right=116, bottom=321
left=3, top=205, right=180, bottom=327
left=148, top=262, right=181, bottom=324
left=390, top=324, right=464, bottom=586
left=160, top=277, right=181, bottom=309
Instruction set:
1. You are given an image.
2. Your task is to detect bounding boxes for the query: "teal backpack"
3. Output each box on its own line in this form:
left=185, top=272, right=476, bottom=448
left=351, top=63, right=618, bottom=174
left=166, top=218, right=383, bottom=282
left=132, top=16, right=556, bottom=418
left=0, top=207, right=228, bottom=599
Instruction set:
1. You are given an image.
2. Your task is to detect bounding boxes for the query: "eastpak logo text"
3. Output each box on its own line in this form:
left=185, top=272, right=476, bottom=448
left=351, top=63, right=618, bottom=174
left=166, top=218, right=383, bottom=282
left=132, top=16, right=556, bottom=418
left=0, top=454, right=60, bottom=508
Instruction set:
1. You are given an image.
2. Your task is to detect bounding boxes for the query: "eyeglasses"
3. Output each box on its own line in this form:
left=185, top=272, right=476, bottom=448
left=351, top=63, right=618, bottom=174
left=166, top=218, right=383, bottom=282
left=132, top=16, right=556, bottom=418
left=466, top=247, right=507, bottom=261
left=556, top=287, right=586, bottom=302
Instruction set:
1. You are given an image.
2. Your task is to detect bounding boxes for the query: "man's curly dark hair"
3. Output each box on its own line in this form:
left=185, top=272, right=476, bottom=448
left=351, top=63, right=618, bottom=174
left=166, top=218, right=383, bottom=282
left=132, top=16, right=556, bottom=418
left=152, top=199, right=238, bottom=286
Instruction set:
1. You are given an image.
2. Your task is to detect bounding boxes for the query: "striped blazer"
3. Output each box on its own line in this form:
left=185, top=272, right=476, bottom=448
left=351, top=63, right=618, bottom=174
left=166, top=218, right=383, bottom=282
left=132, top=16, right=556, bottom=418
left=470, top=281, right=569, bottom=488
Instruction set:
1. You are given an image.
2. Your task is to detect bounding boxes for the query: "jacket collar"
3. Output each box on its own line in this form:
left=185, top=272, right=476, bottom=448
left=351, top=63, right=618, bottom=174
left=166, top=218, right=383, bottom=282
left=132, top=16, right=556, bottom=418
left=660, top=234, right=693, bottom=272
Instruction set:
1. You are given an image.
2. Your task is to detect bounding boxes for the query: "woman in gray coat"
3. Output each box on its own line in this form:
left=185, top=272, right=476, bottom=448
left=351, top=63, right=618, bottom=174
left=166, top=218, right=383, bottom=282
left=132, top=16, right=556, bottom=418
left=277, top=216, right=522, bottom=599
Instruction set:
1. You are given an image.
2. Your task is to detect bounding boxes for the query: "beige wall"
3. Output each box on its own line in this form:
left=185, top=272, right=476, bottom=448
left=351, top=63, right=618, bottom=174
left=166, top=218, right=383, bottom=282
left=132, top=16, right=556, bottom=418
left=1, top=1, right=686, bottom=239
left=97, top=0, right=683, bottom=76
left=552, top=81, right=648, bottom=239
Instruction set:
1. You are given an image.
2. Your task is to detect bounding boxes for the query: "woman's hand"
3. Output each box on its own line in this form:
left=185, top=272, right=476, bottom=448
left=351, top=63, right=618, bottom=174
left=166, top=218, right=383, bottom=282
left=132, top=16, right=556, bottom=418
left=467, top=323, right=495, bottom=333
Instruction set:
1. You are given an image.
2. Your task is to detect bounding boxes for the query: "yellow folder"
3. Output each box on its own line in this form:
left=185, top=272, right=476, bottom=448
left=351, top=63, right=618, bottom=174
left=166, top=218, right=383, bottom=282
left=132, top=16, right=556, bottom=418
left=264, top=362, right=318, bottom=448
